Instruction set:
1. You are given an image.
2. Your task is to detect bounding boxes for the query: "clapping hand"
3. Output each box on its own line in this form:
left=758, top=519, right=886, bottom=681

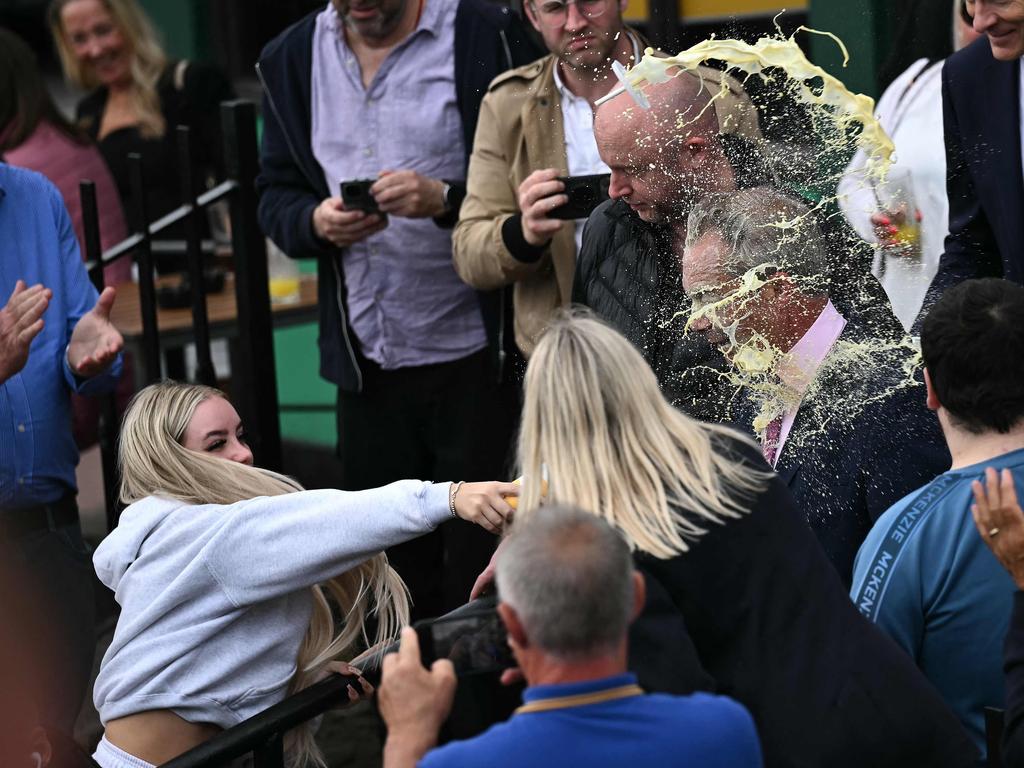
left=0, top=281, right=51, bottom=383
left=68, top=286, right=123, bottom=378
left=972, top=467, right=1024, bottom=589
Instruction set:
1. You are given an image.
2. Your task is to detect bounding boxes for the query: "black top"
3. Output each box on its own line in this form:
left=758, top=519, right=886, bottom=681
left=76, top=60, right=235, bottom=240
left=629, top=432, right=978, bottom=768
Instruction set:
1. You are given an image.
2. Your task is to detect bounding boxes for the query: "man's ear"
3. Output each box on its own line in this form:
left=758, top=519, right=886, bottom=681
left=498, top=602, right=529, bottom=651
left=629, top=571, right=646, bottom=622
left=924, top=368, right=941, bottom=412
left=618, top=0, right=629, bottom=16
left=683, top=136, right=709, bottom=162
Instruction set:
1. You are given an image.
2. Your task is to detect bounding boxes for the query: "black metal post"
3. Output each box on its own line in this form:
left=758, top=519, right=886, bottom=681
left=177, top=125, right=217, bottom=386
left=80, top=181, right=121, bottom=531
left=129, top=154, right=163, bottom=384
left=221, top=101, right=283, bottom=472
left=252, top=733, right=285, bottom=768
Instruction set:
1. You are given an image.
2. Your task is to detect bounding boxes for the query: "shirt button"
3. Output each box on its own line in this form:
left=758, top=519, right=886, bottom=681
left=17, top=424, right=25, bottom=433
left=364, top=148, right=374, bottom=158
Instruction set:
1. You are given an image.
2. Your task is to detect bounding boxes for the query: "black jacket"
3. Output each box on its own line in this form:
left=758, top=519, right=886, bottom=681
left=769, top=320, right=950, bottom=583
left=255, top=2, right=542, bottom=390
left=630, top=433, right=978, bottom=768
left=1004, top=592, right=1024, bottom=766
left=927, top=37, right=1024, bottom=303
left=571, top=199, right=730, bottom=421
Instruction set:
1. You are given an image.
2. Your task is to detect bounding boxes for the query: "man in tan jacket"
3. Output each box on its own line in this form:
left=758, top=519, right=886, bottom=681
left=452, top=0, right=643, bottom=357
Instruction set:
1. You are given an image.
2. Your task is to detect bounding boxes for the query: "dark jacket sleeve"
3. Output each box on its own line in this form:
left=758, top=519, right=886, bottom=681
left=255, top=88, right=334, bottom=261
left=929, top=60, right=1001, bottom=300
left=1003, top=592, right=1024, bottom=766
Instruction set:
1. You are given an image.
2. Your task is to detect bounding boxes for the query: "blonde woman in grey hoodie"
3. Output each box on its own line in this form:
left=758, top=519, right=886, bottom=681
left=91, top=380, right=517, bottom=768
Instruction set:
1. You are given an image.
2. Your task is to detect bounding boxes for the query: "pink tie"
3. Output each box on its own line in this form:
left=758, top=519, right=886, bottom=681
left=763, top=416, right=783, bottom=466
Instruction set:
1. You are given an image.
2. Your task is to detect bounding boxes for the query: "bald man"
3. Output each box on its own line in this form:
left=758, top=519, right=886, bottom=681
left=572, top=70, right=901, bottom=421
left=571, top=70, right=766, bottom=420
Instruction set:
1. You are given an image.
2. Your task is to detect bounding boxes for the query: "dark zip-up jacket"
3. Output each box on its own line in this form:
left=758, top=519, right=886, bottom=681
left=255, top=2, right=542, bottom=391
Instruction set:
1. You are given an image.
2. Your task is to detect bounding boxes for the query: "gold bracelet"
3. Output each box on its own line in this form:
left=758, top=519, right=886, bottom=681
left=449, top=481, right=465, bottom=519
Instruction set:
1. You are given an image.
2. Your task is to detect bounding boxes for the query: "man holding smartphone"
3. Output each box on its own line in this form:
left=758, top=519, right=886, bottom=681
left=452, top=0, right=643, bottom=358
left=256, top=0, right=540, bottom=619
left=378, top=507, right=762, bottom=767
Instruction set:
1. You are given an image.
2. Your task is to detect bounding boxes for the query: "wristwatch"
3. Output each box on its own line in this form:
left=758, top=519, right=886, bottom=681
left=441, top=181, right=454, bottom=213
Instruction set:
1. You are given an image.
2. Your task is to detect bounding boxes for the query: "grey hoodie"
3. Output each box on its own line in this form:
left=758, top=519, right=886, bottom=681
left=93, top=480, right=451, bottom=728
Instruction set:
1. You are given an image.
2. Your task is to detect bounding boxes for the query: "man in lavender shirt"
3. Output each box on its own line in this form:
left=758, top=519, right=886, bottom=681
left=256, top=0, right=541, bottom=618
left=680, top=186, right=949, bottom=584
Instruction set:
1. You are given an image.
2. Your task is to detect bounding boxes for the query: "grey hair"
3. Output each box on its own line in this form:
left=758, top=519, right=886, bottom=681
left=495, top=505, right=634, bottom=660
left=685, top=186, right=828, bottom=284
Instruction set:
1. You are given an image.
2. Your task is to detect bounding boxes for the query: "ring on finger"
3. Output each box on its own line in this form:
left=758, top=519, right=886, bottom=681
left=990, top=527, right=1001, bottom=537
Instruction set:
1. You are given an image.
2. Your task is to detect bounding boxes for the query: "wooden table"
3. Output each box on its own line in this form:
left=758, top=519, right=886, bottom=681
left=110, top=273, right=318, bottom=385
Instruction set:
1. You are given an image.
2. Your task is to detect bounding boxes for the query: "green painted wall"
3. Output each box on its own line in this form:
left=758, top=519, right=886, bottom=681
left=808, top=0, right=888, bottom=100
left=273, top=260, right=337, bottom=448
left=137, top=0, right=208, bottom=61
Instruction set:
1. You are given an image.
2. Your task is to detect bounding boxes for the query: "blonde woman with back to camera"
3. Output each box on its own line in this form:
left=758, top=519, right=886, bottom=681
left=502, top=311, right=980, bottom=768
left=92, top=381, right=516, bottom=768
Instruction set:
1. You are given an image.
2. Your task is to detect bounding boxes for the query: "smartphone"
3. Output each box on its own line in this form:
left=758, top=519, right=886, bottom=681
left=548, top=173, right=611, bottom=220
left=414, top=598, right=514, bottom=677
left=339, top=178, right=381, bottom=214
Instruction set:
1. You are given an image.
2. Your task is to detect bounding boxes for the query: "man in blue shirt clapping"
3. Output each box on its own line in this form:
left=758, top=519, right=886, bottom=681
left=0, top=163, right=124, bottom=735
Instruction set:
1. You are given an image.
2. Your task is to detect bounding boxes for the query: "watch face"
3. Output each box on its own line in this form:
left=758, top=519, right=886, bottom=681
left=442, top=183, right=452, bottom=210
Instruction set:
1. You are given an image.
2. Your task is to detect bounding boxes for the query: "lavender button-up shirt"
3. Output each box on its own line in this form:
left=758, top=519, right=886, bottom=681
left=310, top=1, right=486, bottom=370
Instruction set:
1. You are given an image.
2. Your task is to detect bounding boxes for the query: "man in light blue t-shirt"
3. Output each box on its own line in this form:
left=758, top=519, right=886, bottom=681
left=378, top=506, right=762, bottom=768
left=851, top=278, right=1024, bottom=757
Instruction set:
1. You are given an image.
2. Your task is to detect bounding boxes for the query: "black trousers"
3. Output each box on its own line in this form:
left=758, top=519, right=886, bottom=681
left=337, top=349, right=520, bottom=621
left=5, top=517, right=96, bottom=736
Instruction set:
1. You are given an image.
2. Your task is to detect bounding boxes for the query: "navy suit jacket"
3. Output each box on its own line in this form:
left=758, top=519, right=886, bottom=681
left=932, top=37, right=1024, bottom=296
left=772, top=322, right=950, bottom=585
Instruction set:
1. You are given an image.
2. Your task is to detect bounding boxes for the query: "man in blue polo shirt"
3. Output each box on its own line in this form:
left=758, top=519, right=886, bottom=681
left=378, top=505, right=762, bottom=768
left=851, top=278, right=1024, bottom=757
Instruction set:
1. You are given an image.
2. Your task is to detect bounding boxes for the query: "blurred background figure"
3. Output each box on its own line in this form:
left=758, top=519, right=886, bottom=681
left=837, top=0, right=980, bottom=331
left=0, top=25, right=133, bottom=450
left=0, top=26, right=128, bottom=284
left=48, top=0, right=234, bottom=271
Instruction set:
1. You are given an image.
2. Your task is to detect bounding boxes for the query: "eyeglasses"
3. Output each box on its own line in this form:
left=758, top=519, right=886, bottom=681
left=531, top=0, right=607, bottom=28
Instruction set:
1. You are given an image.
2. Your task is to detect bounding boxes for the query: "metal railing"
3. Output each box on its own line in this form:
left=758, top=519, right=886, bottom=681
left=80, top=101, right=283, bottom=531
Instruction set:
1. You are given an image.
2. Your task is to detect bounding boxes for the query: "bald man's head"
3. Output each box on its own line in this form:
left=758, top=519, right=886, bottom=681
left=595, top=68, right=754, bottom=222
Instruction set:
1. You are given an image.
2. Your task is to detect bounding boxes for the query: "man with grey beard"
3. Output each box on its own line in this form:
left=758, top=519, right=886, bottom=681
left=256, top=0, right=540, bottom=618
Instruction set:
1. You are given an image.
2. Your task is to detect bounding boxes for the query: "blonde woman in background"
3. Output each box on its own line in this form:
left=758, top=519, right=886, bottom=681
left=48, top=0, right=234, bottom=269
left=503, top=311, right=979, bottom=768
left=92, top=381, right=516, bottom=768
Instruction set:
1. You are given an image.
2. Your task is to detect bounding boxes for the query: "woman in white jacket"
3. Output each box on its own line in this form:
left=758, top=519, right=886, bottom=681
left=91, top=380, right=516, bottom=768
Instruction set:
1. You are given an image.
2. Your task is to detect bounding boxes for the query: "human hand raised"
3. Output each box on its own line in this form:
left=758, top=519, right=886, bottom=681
left=451, top=481, right=518, bottom=535
left=972, top=467, right=1024, bottom=590
left=68, top=286, right=123, bottom=378
left=379, top=627, right=456, bottom=766
left=371, top=170, right=445, bottom=219
left=312, top=197, right=387, bottom=247
left=518, top=169, right=567, bottom=247
left=0, top=281, right=51, bottom=383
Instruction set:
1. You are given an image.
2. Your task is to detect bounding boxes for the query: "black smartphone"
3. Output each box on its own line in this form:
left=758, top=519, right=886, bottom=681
left=340, top=178, right=381, bottom=214
left=548, top=173, right=611, bottom=220
left=414, top=599, right=514, bottom=677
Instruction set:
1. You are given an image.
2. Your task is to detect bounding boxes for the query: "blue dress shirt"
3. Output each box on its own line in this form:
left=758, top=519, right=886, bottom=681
left=0, top=164, right=122, bottom=509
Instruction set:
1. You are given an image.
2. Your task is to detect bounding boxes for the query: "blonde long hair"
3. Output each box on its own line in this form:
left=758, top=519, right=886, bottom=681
left=517, top=312, right=771, bottom=558
left=49, top=0, right=168, bottom=139
left=119, top=381, right=410, bottom=768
